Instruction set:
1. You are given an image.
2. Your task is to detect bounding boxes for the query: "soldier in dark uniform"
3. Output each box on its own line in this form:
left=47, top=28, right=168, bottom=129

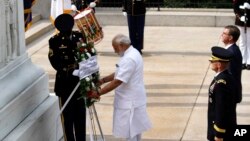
left=233, top=0, right=250, bottom=69
left=72, top=0, right=99, bottom=11
left=207, top=47, right=237, bottom=141
left=122, top=0, right=146, bottom=54
left=48, top=14, right=86, bottom=141
left=23, top=0, right=36, bottom=31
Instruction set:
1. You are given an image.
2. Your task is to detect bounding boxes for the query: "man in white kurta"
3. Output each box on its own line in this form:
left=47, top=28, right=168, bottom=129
left=92, top=34, right=152, bottom=141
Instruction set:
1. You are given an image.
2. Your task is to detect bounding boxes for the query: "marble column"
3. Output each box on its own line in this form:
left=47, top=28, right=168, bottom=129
left=0, top=0, right=62, bottom=140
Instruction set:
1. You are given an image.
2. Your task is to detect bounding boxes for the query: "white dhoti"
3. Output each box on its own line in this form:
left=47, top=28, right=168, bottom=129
left=126, top=134, right=141, bottom=141
left=112, top=104, right=152, bottom=139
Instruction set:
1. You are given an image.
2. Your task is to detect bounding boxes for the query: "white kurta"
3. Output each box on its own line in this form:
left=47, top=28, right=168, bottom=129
left=113, top=46, right=152, bottom=138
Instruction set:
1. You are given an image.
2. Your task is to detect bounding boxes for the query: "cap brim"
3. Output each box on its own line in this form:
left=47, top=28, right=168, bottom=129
left=209, top=55, right=230, bottom=62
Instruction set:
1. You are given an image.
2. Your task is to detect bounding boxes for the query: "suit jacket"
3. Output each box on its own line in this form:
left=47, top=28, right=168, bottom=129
left=227, top=43, right=243, bottom=103
left=207, top=70, right=237, bottom=140
left=48, top=31, right=84, bottom=96
left=233, top=0, right=250, bottom=26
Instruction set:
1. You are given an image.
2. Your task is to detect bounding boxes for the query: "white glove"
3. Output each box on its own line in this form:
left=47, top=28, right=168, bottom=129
left=240, top=16, right=247, bottom=22
left=240, top=2, right=250, bottom=9
left=72, top=69, right=79, bottom=77
left=123, top=12, right=127, bottom=17
left=244, top=2, right=250, bottom=9
left=71, top=4, right=77, bottom=11
left=90, top=2, right=96, bottom=8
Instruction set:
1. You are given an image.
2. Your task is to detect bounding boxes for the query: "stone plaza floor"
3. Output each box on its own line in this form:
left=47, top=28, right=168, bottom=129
left=28, top=26, right=250, bottom=141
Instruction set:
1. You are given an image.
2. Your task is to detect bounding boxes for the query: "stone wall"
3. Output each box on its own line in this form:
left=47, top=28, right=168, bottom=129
left=32, top=0, right=51, bottom=19
left=0, top=1, right=62, bottom=140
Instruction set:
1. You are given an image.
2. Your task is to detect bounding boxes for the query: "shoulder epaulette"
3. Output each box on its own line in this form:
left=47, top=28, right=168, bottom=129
left=51, top=33, right=59, bottom=39
left=214, top=124, right=226, bottom=133
left=217, top=79, right=226, bottom=84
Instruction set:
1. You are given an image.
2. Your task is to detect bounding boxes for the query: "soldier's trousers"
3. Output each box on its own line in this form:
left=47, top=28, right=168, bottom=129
left=59, top=92, right=86, bottom=141
left=127, top=14, right=145, bottom=54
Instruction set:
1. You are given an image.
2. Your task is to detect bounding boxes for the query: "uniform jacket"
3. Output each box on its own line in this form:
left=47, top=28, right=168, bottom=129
left=227, top=43, right=243, bottom=103
left=122, top=0, right=146, bottom=16
left=233, top=0, right=250, bottom=26
left=73, top=0, right=94, bottom=11
left=207, top=70, right=237, bottom=140
left=48, top=31, right=84, bottom=96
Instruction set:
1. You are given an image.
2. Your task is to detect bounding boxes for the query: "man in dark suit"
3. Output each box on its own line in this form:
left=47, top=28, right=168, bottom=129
left=122, top=0, right=146, bottom=54
left=48, top=14, right=86, bottom=141
left=207, top=47, right=237, bottom=141
left=233, top=0, right=250, bottom=69
left=221, top=25, right=242, bottom=104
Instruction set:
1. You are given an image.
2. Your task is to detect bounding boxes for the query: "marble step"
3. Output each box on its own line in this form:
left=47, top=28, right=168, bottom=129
left=32, top=13, right=42, bottom=25
left=95, top=8, right=235, bottom=27
left=3, top=96, right=63, bottom=141
left=25, top=15, right=54, bottom=45
left=1, top=15, right=61, bottom=139
left=0, top=63, right=50, bottom=140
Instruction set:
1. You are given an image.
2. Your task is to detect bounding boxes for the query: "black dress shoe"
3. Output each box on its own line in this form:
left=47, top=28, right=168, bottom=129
left=246, top=64, right=250, bottom=70
left=242, top=64, right=247, bottom=70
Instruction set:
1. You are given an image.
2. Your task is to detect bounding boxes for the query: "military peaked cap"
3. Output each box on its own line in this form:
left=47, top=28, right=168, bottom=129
left=54, top=14, right=74, bottom=32
left=209, top=46, right=233, bottom=62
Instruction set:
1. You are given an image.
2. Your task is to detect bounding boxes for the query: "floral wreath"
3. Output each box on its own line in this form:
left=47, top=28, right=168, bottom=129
left=75, top=38, right=100, bottom=107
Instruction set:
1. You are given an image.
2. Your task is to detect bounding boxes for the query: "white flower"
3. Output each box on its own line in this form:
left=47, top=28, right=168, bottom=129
left=85, top=76, right=90, bottom=81
left=91, top=48, right=96, bottom=53
left=91, top=98, right=99, bottom=102
left=82, top=43, right=86, bottom=47
left=85, top=86, right=90, bottom=91
left=81, top=54, right=85, bottom=58
left=91, top=82, right=95, bottom=88
left=88, top=75, right=93, bottom=79
left=86, top=52, right=91, bottom=58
